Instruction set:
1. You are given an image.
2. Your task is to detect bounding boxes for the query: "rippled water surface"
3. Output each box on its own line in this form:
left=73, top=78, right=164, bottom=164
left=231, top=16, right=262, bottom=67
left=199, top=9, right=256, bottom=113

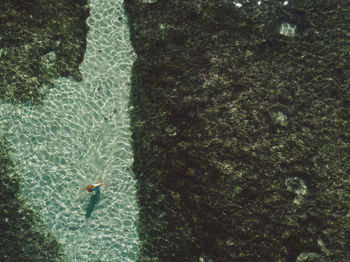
left=0, top=0, right=139, bottom=261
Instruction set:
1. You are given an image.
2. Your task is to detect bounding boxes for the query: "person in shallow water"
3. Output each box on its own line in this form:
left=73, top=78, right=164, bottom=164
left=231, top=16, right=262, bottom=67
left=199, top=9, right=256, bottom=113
left=82, top=183, right=109, bottom=192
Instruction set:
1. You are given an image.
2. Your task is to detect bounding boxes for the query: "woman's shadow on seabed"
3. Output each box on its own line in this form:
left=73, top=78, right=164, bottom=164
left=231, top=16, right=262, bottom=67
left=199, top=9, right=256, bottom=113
left=85, top=191, right=101, bottom=219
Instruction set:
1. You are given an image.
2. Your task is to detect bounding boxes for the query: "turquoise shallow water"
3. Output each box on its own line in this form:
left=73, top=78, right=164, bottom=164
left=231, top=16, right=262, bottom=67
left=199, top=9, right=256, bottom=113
left=0, top=0, right=139, bottom=261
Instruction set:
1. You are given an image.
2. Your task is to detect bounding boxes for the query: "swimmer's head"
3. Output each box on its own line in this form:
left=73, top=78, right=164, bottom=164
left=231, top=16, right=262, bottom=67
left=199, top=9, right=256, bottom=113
left=86, top=184, right=94, bottom=192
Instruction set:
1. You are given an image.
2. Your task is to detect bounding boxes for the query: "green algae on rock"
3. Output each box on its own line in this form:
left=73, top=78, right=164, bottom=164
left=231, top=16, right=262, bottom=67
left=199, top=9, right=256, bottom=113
left=0, top=0, right=89, bottom=103
left=0, top=138, right=64, bottom=262
left=126, top=0, right=350, bottom=261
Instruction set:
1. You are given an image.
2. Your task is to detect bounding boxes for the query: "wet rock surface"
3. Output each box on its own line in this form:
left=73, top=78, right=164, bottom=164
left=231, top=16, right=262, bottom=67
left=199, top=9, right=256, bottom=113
left=0, top=0, right=89, bottom=103
left=126, top=0, right=349, bottom=261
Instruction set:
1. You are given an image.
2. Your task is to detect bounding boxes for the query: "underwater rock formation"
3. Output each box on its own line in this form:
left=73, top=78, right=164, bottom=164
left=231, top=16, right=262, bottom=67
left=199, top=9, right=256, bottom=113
left=0, top=0, right=89, bottom=103
left=126, top=0, right=349, bottom=261
left=0, top=139, right=64, bottom=261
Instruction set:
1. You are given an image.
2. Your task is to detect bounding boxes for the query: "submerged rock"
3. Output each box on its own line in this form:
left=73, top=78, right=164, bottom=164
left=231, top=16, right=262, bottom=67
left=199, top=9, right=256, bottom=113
left=280, top=22, right=297, bottom=37
left=296, top=252, right=325, bottom=262
left=126, top=0, right=349, bottom=261
left=0, top=0, right=89, bottom=103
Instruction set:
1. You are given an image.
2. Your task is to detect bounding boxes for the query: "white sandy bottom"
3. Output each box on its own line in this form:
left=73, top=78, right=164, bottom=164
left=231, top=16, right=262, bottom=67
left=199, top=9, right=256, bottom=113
left=0, top=0, right=139, bottom=261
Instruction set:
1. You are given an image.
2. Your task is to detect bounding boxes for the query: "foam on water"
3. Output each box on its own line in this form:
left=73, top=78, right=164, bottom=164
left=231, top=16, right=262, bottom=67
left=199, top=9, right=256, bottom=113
left=0, top=0, right=139, bottom=261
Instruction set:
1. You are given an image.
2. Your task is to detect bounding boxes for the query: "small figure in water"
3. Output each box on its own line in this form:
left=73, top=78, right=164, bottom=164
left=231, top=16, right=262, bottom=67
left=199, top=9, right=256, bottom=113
left=82, top=183, right=109, bottom=192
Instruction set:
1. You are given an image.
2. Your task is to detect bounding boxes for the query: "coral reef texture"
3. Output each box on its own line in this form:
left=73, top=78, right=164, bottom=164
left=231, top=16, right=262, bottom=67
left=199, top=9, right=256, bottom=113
left=0, top=0, right=89, bottom=103
left=125, top=0, right=349, bottom=261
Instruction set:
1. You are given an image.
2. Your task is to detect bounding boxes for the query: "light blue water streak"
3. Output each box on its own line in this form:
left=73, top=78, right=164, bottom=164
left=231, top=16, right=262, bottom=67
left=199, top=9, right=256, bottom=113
left=0, top=0, right=138, bottom=261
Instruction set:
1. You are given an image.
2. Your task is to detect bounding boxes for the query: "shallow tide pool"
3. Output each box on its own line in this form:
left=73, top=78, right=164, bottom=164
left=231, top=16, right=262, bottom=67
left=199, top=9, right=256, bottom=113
left=0, top=0, right=139, bottom=261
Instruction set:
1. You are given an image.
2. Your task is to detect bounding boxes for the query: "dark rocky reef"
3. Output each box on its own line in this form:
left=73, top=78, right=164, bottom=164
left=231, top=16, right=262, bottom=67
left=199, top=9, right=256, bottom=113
left=0, top=0, right=89, bottom=103
left=0, top=138, right=64, bottom=261
left=125, top=0, right=349, bottom=261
